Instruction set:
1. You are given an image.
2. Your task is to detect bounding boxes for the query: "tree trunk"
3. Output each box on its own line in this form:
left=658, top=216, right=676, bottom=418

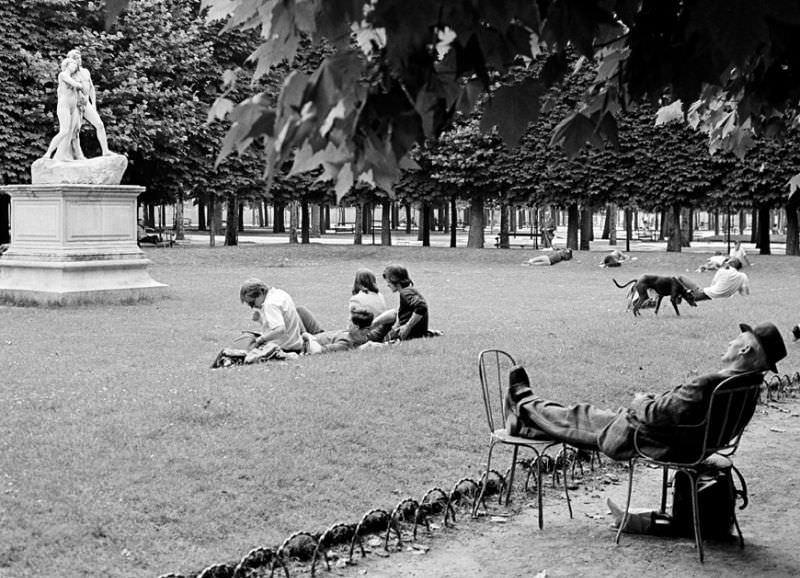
left=175, top=191, right=185, bottom=241
left=208, top=195, right=216, bottom=247
left=300, top=200, right=310, bottom=244
left=601, top=206, right=611, bottom=239
left=467, top=196, right=485, bottom=248
left=238, top=201, right=245, bottom=231
left=681, top=207, right=691, bottom=247
left=197, top=197, right=206, bottom=231
left=667, top=203, right=682, bottom=252
left=225, top=194, right=238, bottom=246
left=757, top=204, right=771, bottom=254
left=450, top=196, right=457, bottom=248
left=381, top=200, right=392, bottom=246
left=786, top=203, right=799, bottom=256
left=274, top=202, right=285, bottom=233
left=499, top=204, right=509, bottom=249
left=624, top=208, right=632, bottom=252
left=660, top=209, right=669, bottom=240
left=751, top=206, right=758, bottom=244
left=420, top=203, right=431, bottom=246
left=310, top=204, right=321, bottom=237
left=579, top=206, right=592, bottom=250
left=354, top=203, right=363, bottom=245
left=288, top=200, right=299, bottom=244
left=686, top=208, right=694, bottom=243
left=405, top=204, right=412, bottom=234
left=263, top=200, right=270, bottom=229
left=607, top=203, right=617, bottom=245
left=566, top=204, right=579, bottom=250
left=363, top=202, right=372, bottom=235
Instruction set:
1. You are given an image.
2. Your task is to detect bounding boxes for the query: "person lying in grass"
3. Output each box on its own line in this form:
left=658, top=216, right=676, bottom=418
left=524, top=248, right=573, bottom=266
left=382, top=264, right=429, bottom=340
left=302, top=307, right=395, bottom=354
left=600, top=249, right=635, bottom=268
left=504, top=321, right=786, bottom=462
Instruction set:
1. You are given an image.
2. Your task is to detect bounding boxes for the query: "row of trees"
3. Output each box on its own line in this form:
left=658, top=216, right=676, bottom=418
left=2, top=1, right=799, bottom=254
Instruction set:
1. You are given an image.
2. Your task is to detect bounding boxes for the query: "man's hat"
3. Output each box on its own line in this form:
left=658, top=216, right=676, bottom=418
left=739, top=322, right=787, bottom=373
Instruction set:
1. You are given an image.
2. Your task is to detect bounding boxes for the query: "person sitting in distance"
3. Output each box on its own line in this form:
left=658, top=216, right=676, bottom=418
left=729, top=240, right=751, bottom=267
left=504, top=322, right=786, bottom=462
left=348, top=268, right=387, bottom=318
left=382, top=264, right=429, bottom=341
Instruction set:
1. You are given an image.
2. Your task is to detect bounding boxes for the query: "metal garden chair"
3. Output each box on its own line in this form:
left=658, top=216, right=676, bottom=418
left=472, top=349, right=573, bottom=529
left=614, top=371, right=763, bottom=562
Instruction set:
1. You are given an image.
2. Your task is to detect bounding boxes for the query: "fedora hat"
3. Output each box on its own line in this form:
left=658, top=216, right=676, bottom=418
left=739, top=322, right=787, bottom=373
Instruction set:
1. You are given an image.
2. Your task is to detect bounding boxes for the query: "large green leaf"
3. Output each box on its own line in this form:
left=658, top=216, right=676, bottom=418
left=480, top=78, right=544, bottom=145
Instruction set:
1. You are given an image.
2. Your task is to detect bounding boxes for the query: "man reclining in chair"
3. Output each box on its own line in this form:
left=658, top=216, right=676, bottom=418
left=505, top=322, right=786, bottom=463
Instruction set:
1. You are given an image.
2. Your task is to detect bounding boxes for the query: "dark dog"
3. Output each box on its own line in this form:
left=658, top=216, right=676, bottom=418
left=613, top=275, right=697, bottom=316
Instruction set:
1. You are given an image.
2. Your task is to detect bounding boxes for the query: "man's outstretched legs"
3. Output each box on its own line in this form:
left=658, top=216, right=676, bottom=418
left=505, top=366, right=618, bottom=451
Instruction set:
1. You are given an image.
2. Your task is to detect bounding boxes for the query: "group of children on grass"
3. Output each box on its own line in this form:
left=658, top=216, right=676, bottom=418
left=235, top=264, right=432, bottom=363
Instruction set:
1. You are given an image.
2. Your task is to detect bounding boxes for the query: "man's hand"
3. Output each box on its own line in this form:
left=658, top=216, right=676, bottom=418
left=398, top=324, right=410, bottom=340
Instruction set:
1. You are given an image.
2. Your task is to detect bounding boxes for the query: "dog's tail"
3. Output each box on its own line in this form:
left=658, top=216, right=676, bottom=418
left=613, top=278, right=637, bottom=289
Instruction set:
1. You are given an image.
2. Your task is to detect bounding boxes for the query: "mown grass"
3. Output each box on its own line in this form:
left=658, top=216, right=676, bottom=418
left=1, top=244, right=798, bottom=577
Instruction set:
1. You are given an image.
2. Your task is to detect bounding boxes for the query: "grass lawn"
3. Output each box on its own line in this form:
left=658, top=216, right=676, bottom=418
left=1, top=244, right=798, bottom=577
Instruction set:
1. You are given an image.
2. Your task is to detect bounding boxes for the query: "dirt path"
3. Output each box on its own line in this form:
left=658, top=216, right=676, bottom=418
left=335, top=398, right=800, bottom=578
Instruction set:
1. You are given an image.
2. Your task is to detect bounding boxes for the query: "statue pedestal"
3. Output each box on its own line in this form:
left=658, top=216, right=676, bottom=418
left=0, top=184, right=166, bottom=305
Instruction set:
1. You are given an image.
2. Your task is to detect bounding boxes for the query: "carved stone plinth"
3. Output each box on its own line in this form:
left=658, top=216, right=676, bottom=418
left=31, top=154, right=128, bottom=185
left=0, top=184, right=166, bottom=305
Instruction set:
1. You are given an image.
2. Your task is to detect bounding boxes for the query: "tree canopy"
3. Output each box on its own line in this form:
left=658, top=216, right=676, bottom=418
left=106, top=0, right=800, bottom=199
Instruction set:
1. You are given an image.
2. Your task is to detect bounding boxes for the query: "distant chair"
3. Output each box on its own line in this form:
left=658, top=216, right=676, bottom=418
left=614, top=371, right=763, bottom=562
left=472, top=349, right=573, bottom=529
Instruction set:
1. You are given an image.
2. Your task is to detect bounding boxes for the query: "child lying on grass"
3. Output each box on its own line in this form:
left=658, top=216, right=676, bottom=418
left=302, top=308, right=395, bottom=354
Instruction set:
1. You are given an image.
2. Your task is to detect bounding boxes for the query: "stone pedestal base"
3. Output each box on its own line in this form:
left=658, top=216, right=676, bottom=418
left=0, top=184, right=166, bottom=305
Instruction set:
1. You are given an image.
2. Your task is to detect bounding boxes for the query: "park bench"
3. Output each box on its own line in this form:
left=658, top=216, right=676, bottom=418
left=139, top=227, right=175, bottom=248
left=494, top=232, right=539, bottom=249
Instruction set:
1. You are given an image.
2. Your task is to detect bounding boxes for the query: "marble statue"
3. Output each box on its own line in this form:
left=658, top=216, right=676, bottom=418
left=34, top=48, right=125, bottom=185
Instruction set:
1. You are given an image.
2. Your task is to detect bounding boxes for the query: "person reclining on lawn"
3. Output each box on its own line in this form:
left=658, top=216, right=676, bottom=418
left=302, top=307, right=395, bottom=354
left=504, top=322, right=786, bottom=462
left=679, top=257, right=750, bottom=301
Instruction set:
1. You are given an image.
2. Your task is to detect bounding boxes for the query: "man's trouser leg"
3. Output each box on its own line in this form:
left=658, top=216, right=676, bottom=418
left=507, top=366, right=615, bottom=450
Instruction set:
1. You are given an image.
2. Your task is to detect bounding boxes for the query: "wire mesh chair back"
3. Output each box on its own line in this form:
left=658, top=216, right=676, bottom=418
left=634, top=371, right=763, bottom=467
left=477, top=349, right=517, bottom=435
left=703, top=372, right=762, bottom=460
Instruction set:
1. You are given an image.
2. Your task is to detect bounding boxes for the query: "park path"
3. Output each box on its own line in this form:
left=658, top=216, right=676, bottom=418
left=336, top=397, right=800, bottom=578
